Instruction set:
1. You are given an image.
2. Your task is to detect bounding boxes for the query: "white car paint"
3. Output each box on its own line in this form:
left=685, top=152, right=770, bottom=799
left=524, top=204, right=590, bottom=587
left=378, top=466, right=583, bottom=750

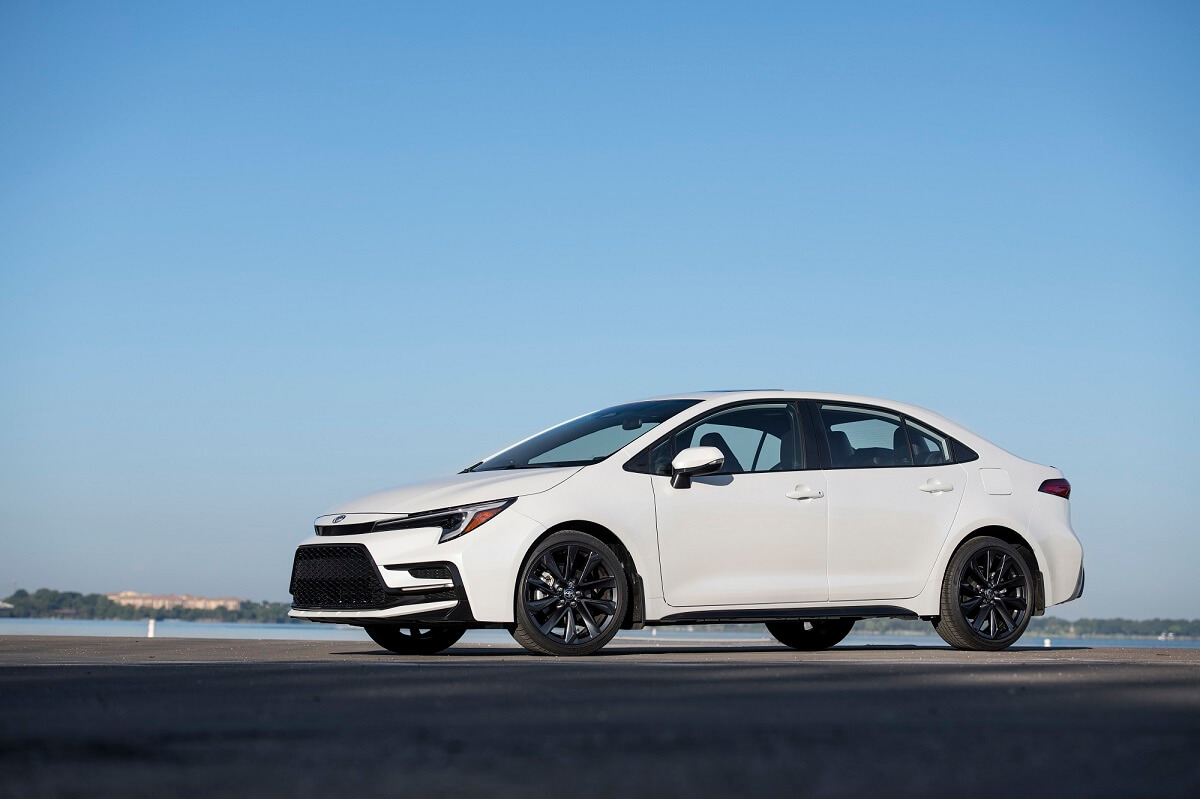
left=670, top=445, right=725, bottom=473
left=289, top=391, right=1083, bottom=628
left=653, top=467, right=830, bottom=605
left=823, top=462, right=966, bottom=601
left=321, top=467, right=580, bottom=518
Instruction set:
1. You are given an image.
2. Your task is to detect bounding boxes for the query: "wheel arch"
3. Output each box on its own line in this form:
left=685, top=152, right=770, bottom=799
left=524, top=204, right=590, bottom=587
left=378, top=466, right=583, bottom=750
left=945, top=525, right=1046, bottom=616
left=522, top=520, right=645, bottom=630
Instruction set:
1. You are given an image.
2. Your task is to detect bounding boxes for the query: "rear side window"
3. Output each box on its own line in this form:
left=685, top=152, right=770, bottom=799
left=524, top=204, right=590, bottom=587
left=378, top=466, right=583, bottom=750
left=905, top=418, right=952, bottom=466
left=817, top=404, right=913, bottom=468
left=951, top=439, right=979, bottom=463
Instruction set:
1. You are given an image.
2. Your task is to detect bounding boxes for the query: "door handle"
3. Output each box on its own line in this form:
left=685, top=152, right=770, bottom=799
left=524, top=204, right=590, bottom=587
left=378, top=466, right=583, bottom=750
left=785, top=485, right=824, bottom=500
left=919, top=479, right=954, bottom=493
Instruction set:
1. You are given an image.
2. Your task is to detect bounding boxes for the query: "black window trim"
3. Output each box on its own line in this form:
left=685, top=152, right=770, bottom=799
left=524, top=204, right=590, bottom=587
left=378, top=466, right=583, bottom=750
left=623, top=398, right=817, bottom=476
left=804, top=399, right=975, bottom=470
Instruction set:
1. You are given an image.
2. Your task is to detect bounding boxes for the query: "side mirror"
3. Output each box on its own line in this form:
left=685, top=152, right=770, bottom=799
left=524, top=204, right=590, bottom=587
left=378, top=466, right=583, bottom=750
left=670, top=446, right=724, bottom=489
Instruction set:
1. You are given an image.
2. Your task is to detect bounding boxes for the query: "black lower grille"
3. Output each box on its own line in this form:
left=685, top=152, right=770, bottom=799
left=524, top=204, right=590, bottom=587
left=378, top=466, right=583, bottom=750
left=409, top=566, right=452, bottom=580
left=290, top=545, right=389, bottom=609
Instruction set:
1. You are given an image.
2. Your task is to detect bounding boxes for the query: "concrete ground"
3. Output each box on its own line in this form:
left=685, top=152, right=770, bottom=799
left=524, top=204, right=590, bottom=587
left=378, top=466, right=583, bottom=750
left=2, top=636, right=1197, bottom=798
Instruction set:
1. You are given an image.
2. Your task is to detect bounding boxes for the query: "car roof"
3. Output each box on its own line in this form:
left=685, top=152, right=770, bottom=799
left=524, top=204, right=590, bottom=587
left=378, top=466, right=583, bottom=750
left=638, top=389, right=915, bottom=406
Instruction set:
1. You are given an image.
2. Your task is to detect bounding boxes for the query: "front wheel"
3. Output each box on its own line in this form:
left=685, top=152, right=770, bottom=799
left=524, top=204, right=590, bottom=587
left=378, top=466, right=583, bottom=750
left=512, top=531, right=628, bottom=656
left=365, top=624, right=465, bottom=655
left=933, top=536, right=1033, bottom=651
left=767, top=618, right=856, bottom=650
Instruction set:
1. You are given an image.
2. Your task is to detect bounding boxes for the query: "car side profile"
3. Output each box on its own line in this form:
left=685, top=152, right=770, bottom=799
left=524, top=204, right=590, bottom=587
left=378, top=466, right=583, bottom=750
left=289, top=391, right=1084, bottom=655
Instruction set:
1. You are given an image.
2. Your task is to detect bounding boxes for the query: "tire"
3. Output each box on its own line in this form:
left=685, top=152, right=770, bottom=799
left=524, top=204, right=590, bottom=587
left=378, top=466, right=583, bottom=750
left=512, top=530, right=628, bottom=656
left=365, top=624, right=465, bottom=655
left=766, top=618, right=856, bottom=650
left=933, top=536, right=1034, bottom=651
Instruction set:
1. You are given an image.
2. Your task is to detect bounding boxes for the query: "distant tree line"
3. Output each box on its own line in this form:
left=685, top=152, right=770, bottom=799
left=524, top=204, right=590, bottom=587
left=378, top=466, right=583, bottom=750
left=1027, top=617, right=1198, bottom=637
left=3, top=588, right=297, bottom=624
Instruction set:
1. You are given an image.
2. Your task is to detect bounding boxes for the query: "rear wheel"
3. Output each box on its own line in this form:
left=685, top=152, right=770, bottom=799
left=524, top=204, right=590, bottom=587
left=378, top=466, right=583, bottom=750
left=365, top=624, right=464, bottom=655
left=512, top=531, right=628, bottom=656
left=767, top=618, right=856, bottom=650
left=933, top=536, right=1033, bottom=651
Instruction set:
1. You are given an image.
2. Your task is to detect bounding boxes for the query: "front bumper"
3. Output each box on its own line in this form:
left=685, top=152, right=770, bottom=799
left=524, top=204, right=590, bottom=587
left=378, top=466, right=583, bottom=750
left=288, top=544, right=476, bottom=624
left=286, top=506, right=546, bottom=625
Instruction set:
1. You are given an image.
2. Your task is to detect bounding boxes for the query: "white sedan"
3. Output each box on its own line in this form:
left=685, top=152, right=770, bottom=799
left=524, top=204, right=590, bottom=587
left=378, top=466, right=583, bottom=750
left=289, top=391, right=1083, bottom=655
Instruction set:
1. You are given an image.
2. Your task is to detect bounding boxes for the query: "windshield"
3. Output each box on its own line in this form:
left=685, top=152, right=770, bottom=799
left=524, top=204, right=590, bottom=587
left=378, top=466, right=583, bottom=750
left=470, top=399, right=699, bottom=472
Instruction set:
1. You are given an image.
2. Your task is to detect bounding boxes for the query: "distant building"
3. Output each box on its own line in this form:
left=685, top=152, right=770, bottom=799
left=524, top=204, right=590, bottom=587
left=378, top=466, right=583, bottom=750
left=0, top=600, right=12, bottom=617
left=106, top=591, right=241, bottom=612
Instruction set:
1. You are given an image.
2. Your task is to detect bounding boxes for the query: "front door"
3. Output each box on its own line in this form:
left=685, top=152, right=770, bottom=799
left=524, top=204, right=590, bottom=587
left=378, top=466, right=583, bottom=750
left=652, top=402, right=829, bottom=606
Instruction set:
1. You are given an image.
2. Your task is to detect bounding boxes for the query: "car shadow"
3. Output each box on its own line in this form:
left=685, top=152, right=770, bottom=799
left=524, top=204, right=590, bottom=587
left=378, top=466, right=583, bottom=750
left=329, top=643, right=1093, bottom=658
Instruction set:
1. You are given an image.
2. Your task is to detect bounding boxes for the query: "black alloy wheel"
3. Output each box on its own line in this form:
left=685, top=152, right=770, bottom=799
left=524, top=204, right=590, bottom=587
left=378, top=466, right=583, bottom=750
left=933, top=536, right=1033, bottom=651
left=365, top=624, right=465, bottom=655
left=512, top=531, right=628, bottom=656
left=766, top=618, right=856, bottom=650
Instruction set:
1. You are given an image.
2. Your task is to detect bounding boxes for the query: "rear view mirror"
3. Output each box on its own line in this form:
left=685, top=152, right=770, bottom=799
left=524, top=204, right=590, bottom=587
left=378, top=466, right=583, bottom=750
left=670, top=446, right=724, bottom=489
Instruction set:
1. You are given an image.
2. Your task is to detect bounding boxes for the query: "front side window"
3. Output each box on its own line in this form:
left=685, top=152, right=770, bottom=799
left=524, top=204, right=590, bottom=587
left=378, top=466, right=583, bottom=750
left=817, top=404, right=913, bottom=468
left=649, top=403, right=804, bottom=475
left=471, top=399, right=699, bottom=471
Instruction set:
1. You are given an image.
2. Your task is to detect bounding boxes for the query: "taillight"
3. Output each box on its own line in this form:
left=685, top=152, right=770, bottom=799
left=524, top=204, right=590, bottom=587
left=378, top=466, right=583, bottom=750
left=1039, top=478, right=1071, bottom=499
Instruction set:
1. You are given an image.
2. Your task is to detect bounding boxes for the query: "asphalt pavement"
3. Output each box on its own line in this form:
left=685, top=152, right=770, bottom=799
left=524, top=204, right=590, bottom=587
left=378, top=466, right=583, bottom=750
left=2, top=636, right=1197, bottom=797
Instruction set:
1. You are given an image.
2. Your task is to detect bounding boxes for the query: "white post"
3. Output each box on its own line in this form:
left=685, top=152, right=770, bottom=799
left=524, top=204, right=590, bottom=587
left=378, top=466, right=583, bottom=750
left=147, top=618, right=156, bottom=638
left=1043, top=637, right=1051, bottom=648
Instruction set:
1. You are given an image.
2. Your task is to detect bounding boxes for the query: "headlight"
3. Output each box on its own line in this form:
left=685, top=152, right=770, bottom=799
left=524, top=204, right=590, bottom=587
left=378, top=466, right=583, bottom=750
left=372, top=498, right=515, bottom=543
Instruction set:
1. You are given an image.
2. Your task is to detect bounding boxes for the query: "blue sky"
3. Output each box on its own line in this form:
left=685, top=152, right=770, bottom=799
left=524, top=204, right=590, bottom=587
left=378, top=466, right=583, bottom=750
left=1, top=2, right=1196, bottom=618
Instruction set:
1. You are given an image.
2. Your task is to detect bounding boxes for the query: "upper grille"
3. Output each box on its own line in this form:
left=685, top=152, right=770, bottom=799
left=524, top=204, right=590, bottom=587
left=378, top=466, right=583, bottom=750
left=315, top=520, right=377, bottom=537
left=290, top=545, right=389, bottom=609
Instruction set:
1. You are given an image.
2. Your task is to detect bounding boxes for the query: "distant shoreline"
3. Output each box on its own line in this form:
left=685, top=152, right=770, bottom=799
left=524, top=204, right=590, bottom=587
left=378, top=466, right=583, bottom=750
left=845, top=628, right=1194, bottom=641
left=5, top=588, right=1197, bottom=640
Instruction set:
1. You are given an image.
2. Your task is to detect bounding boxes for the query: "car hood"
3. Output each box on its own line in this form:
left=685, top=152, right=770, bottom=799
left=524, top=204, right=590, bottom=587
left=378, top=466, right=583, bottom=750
left=322, top=466, right=582, bottom=516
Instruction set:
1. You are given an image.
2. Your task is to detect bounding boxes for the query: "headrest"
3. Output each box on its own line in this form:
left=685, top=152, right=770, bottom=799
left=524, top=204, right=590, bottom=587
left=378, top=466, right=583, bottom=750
left=828, top=430, right=853, bottom=465
left=698, top=432, right=743, bottom=473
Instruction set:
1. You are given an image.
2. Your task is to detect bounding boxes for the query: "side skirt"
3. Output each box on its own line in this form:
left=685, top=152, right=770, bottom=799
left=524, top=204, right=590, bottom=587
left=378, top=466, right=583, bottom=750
left=651, top=605, right=919, bottom=625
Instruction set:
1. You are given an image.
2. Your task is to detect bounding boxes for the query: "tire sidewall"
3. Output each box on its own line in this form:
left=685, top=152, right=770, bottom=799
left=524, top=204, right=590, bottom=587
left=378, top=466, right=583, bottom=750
left=941, top=537, right=1033, bottom=651
left=514, top=530, right=629, bottom=656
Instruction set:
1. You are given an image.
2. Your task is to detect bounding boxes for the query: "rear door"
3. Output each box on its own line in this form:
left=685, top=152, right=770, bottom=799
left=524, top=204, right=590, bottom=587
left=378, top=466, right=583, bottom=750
left=811, top=402, right=966, bottom=601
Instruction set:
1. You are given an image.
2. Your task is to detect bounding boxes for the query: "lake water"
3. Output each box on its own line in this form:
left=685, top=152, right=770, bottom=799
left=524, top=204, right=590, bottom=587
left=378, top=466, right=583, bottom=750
left=1, top=617, right=1196, bottom=649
